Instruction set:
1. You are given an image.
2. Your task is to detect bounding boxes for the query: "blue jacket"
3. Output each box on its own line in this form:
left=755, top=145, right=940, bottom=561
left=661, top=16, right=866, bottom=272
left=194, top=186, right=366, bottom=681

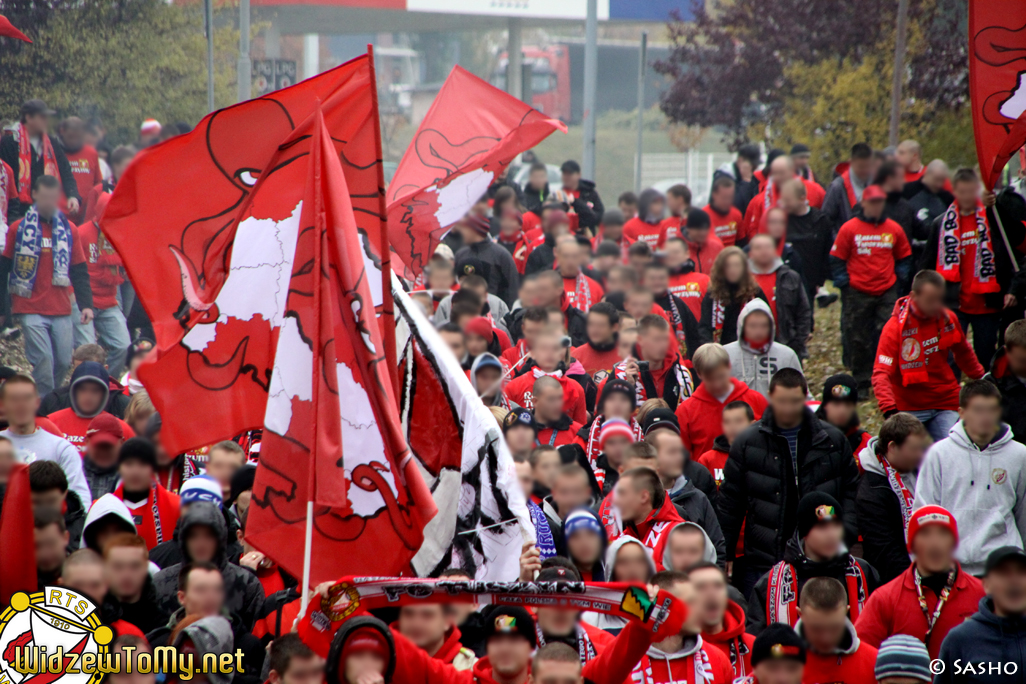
left=936, top=597, right=1026, bottom=684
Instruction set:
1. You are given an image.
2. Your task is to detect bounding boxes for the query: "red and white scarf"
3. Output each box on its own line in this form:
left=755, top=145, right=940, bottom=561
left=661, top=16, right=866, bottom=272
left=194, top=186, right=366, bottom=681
left=532, top=367, right=563, bottom=379
left=894, top=295, right=959, bottom=386
left=767, top=556, right=867, bottom=627
left=584, top=415, right=643, bottom=483
left=936, top=201, right=999, bottom=293
left=575, top=273, right=597, bottom=312
left=879, top=453, right=915, bottom=536
left=763, top=178, right=779, bottom=210
left=711, top=300, right=726, bottom=342
left=17, top=123, right=58, bottom=204
left=0, top=161, right=12, bottom=228
left=841, top=170, right=859, bottom=208
left=535, top=623, right=598, bottom=663
left=631, top=643, right=714, bottom=684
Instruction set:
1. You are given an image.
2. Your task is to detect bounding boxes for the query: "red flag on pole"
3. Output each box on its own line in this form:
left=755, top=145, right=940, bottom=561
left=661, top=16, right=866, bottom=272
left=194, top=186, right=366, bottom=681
left=0, top=15, right=31, bottom=42
left=970, top=3, right=1026, bottom=189
left=244, top=108, right=436, bottom=586
left=0, top=464, right=37, bottom=604
left=387, top=66, right=566, bottom=278
left=102, top=51, right=395, bottom=455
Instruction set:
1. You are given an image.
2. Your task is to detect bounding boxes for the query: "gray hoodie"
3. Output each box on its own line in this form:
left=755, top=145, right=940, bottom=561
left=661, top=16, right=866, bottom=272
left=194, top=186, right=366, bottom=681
left=723, top=298, right=803, bottom=397
left=469, top=353, right=519, bottom=408
left=583, top=537, right=657, bottom=633
left=913, top=421, right=1026, bottom=576
left=173, top=616, right=235, bottom=684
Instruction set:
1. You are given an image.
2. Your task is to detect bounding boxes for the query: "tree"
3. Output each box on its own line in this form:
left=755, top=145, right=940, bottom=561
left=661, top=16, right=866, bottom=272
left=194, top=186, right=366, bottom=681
left=0, top=0, right=239, bottom=144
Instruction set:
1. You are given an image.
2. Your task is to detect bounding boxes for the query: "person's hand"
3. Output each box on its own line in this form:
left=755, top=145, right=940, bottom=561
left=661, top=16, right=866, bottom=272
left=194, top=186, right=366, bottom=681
left=519, top=542, right=541, bottom=581
left=314, top=580, right=335, bottom=599
left=983, top=189, right=997, bottom=208
left=726, top=561, right=733, bottom=579
left=80, top=308, right=94, bottom=324
left=240, top=551, right=266, bottom=571
left=1005, top=293, right=1018, bottom=309
left=355, top=673, right=385, bottom=684
left=67, top=197, right=80, bottom=214
left=623, top=357, right=640, bottom=385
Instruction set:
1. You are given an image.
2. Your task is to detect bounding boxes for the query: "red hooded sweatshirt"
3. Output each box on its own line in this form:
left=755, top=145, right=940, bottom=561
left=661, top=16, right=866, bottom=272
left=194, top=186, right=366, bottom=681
left=77, top=208, right=124, bottom=311
left=683, top=234, right=724, bottom=275
left=600, top=491, right=683, bottom=562
left=504, top=369, right=587, bottom=424
left=630, top=635, right=734, bottom=684
left=675, top=379, right=767, bottom=461
left=702, top=601, right=755, bottom=681
left=668, top=267, right=709, bottom=321
left=798, top=621, right=877, bottom=684
left=854, top=563, right=984, bottom=659
left=48, top=407, right=135, bottom=455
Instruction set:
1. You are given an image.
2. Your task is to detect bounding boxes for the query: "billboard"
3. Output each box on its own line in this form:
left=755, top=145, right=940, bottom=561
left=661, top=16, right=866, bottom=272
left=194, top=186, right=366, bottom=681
left=406, top=0, right=610, bottom=20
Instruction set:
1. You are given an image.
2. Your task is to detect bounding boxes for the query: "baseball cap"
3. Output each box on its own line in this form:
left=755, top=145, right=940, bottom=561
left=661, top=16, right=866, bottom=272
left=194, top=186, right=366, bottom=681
left=20, top=99, right=56, bottom=118
left=862, top=185, right=887, bottom=201
left=503, top=407, right=537, bottom=435
left=86, top=413, right=124, bottom=446
left=642, top=408, right=680, bottom=436
left=751, top=624, right=807, bottom=666
left=985, top=546, right=1026, bottom=575
left=482, top=605, right=537, bottom=647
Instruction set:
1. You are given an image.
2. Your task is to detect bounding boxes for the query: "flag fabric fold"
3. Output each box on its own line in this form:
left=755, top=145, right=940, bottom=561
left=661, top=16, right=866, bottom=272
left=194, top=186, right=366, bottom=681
left=0, top=464, right=37, bottom=605
left=0, top=15, right=31, bottom=42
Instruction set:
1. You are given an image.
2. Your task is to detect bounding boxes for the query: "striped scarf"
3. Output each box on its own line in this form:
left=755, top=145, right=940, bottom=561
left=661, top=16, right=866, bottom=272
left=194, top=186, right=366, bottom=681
left=584, top=415, right=643, bottom=488
left=936, top=201, right=999, bottom=294
left=575, top=273, right=596, bottom=312
left=767, top=555, right=867, bottom=627
left=9, top=205, right=72, bottom=298
left=16, top=124, right=58, bottom=204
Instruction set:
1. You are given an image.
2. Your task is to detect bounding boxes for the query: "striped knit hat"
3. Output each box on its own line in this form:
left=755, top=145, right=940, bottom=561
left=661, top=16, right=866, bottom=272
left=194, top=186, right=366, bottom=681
left=599, top=417, right=635, bottom=449
left=874, top=635, right=932, bottom=683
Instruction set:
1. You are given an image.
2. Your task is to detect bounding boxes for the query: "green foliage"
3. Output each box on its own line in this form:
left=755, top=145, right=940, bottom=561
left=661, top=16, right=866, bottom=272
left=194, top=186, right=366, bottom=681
left=0, top=0, right=239, bottom=145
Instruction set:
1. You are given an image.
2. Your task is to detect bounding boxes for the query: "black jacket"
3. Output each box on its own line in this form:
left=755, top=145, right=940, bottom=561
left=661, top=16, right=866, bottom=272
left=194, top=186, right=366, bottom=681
left=506, top=303, right=587, bottom=347
left=716, top=408, right=860, bottom=572
left=64, top=490, right=86, bottom=552
left=985, top=348, right=1026, bottom=446
left=935, top=597, right=1026, bottom=684
left=117, top=574, right=169, bottom=635
left=654, top=291, right=702, bottom=361
left=147, top=607, right=265, bottom=684
left=698, top=289, right=769, bottom=347
left=0, top=133, right=81, bottom=221
left=856, top=463, right=912, bottom=585
left=150, top=505, right=244, bottom=569
left=454, top=241, right=520, bottom=307
left=567, top=179, right=604, bottom=233
left=522, top=182, right=552, bottom=215
left=752, top=263, right=811, bottom=359
left=746, top=536, right=879, bottom=634
left=525, top=235, right=557, bottom=275
left=668, top=478, right=726, bottom=568
left=903, top=181, right=952, bottom=226
left=787, top=207, right=834, bottom=293
left=39, top=368, right=131, bottom=418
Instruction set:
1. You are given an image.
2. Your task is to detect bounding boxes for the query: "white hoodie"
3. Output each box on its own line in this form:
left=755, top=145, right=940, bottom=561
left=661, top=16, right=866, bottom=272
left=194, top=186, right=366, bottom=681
left=913, top=421, right=1026, bottom=576
left=723, top=299, right=803, bottom=397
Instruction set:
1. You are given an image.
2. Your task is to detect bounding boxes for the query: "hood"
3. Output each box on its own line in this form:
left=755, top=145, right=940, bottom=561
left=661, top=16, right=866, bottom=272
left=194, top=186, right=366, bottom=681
left=795, top=618, right=860, bottom=656
left=661, top=521, right=717, bottom=570
left=856, top=438, right=883, bottom=476
left=712, top=434, right=731, bottom=453
left=748, top=256, right=783, bottom=275
left=735, top=298, right=776, bottom=351
left=702, top=600, right=747, bottom=643
left=604, top=536, right=657, bottom=581
left=783, top=535, right=851, bottom=574
left=469, top=353, right=503, bottom=395
left=566, top=359, right=586, bottom=377
left=81, top=494, right=136, bottom=552
left=69, top=361, right=111, bottom=419
left=691, top=378, right=754, bottom=408
left=637, top=188, right=666, bottom=225
left=328, top=616, right=396, bottom=684
left=645, top=634, right=704, bottom=661
left=176, top=501, right=228, bottom=565
left=947, top=420, right=1015, bottom=452
left=174, top=616, right=235, bottom=684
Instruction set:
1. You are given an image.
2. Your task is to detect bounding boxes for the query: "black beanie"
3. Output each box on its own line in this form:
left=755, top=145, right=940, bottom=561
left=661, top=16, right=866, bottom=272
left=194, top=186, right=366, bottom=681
left=751, top=624, right=807, bottom=666
left=821, top=374, right=858, bottom=405
left=598, top=378, right=636, bottom=414
left=118, top=437, right=157, bottom=469
left=229, top=464, right=257, bottom=505
left=482, top=605, right=537, bottom=647
left=685, top=208, right=711, bottom=230
left=796, top=492, right=843, bottom=539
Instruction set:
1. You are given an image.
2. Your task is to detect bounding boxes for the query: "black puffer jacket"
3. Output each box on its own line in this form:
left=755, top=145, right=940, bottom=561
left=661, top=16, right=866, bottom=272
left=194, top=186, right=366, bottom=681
left=716, top=408, right=859, bottom=572
left=855, top=438, right=913, bottom=585
left=985, top=347, right=1026, bottom=446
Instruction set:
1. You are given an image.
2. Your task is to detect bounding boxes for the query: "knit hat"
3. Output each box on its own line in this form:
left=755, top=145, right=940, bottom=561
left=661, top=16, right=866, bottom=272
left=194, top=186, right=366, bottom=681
left=503, top=407, right=537, bottom=435
left=906, top=504, right=958, bottom=553
left=685, top=208, right=711, bottom=230
left=599, top=417, right=635, bottom=449
left=118, top=437, right=157, bottom=469
left=462, top=213, right=491, bottom=237
left=140, top=118, right=162, bottom=136
left=86, top=413, right=124, bottom=446
left=821, top=374, right=858, bottom=405
left=601, top=209, right=625, bottom=228
left=598, top=378, right=636, bottom=414
left=751, top=624, right=807, bottom=666
left=180, top=474, right=224, bottom=509
left=790, top=143, right=811, bottom=156
left=482, top=605, right=536, bottom=647
left=341, top=626, right=392, bottom=662
left=595, top=241, right=623, bottom=258
left=464, top=317, right=495, bottom=342
left=229, top=465, right=257, bottom=506
left=642, top=408, right=680, bottom=436
left=563, top=508, right=604, bottom=541
left=796, top=492, right=842, bottom=539
left=543, top=209, right=570, bottom=233
left=873, top=635, right=932, bottom=683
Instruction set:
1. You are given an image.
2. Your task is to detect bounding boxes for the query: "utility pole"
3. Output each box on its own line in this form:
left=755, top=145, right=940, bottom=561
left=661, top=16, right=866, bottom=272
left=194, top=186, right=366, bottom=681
left=237, top=0, right=251, bottom=102
left=205, top=0, right=215, bottom=112
left=508, top=18, right=523, bottom=101
left=582, top=0, right=598, bottom=180
left=888, top=0, right=910, bottom=147
left=634, top=32, right=647, bottom=195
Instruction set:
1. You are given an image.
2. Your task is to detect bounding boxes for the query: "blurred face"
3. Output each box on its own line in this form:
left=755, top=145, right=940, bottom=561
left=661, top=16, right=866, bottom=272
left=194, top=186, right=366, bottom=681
left=398, top=605, right=449, bottom=651
left=606, top=269, right=632, bottom=294
left=958, top=395, right=1002, bottom=438
left=667, top=193, right=688, bottom=216
left=533, top=451, right=561, bottom=489
left=439, top=330, right=466, bottom=360
left=910, top=525, right=956, bottom=575
left=60, top=122, right=85, bottom=150
left=619, top=200, right=637, bottom=219
left=668, top=528, right=706, bottom=572
left=861, top=196, right=885, bottom=219
left=711, top=184, right=735, bottom=212
left=0, top=440, right=14, bottom=485
left=799, top=603, right=847, bottom=654
left=769, top=158, right=794, bottom=187
left=593, top=254, right=617, bottom=275
left=779, top=185, right=805, bottom=214
left=686, top=226, right=710, bottom=247
left=642, top=268, right=670, bottom=296
left=531, top=659, right=583, bottom=684
left=520, top=280, right=542, bottom=307
left=32, top=184, right=61, bottom=218
left=119, top=459, right=153, bottom=492
left=555, top=240, right=581, bottom=276
left=923, top=164, right=949, bottom=193
left=562, top=170, right=580, bottom=191
left=235, top=490, right=252, bottom=520
left=850, top=156, right=873, bottom=181
left=953, top=178, right=981, bottom=211
left=553, top=472, right=591, bottom=515
left=343, top=652, right=386, bottom=684
left=653, top=431, right=685, bottom=481
left=804, top=522, right=844, bottom=559
left=514, top=461, right=533, bottom=500
left=466, top=333, right=489, bottom=358
left=487, top=635, right=532, bottom=677
left=538, top=278, right=564, bottom=308
left=31, top=487, right=65, bottom=512
left=690, top=566, right=728, bottom=628
left=427, top=266, right=455, bottom=290
left=638, top=326, right=670, bottom=364
left=179, top=567, right=224, bottom=616
left=535, top=605, right=578, bottom=636
left=275, top=655, right=325, bottom=684
left=742, top=311, right=772, bottom=343
left=896, top=144, right=919, bottom=170
left=722, top=254, right=745, bottom=284
left=754, top=660, right=804, bottom=684
left=567, top=529, right=603, bottom=566
left=765, top=211, right=787, bottom=240
left=533, top=385, right=565, bottom=423
left=184, top=525, right=219, bottom=563
left=721, top=407, right=752, bottom=444
left=601, top=393, right=633, bottom=421
left=586, top=312, right=615, bottom=345
left=535, top=336, right=564, bottom=372
left=911, top=282, right=945, bottom=319
left=73, top=382, right=107, bottom=416
left=1006, top=343, right=1026, bottom=378
left=881, top=167, right=905, bottom=193
left=984, top=561, right=1026, bottom=615
left=625, top=292, right=654, bottom=321
left=4, top=381, right=40, bottom=426
left=646, top=198, right=666, bottom=221
left=602, top=435, right=632, bottom=468
left=822, top=401, right=855, bottom=430
left=602, top=219, right=624, bottom=240
left=107, top=646, right=156, bottom=684
left=749, top=238, right=776, bottom=270
left=507, top=426, right=536, bottom=458
left=105, top=545, right=149, bottom=601
left=206, top=448, right=244, bottom=498
left=769, top=386, right=807, bottom=428
left=613, top=542, right=651, bottom=582
left=613, top=476, right=647, bottom=521
left=617, top=330, right=637, bottom=360
left=35, top=523, right=69, bottom=572
left=699, top=363, right=732, bottom=398
left=886, top=432, right=928, bottom=473
left=529, top=168, right=548, bottom=189
left=664, top=241, right=689, bottom=269
left=666, top=579, right=702, bottom=635
left=63, top=563, right=107, bottom=601
left=24, top=112, right=49, bottom=135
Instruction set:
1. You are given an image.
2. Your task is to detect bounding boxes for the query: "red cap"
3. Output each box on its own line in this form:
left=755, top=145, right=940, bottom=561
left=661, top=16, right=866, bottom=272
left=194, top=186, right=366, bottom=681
left=862, top=185, right=887, bottom=201
left=907, top=504, right=958, bottom=552
left=86, top=413, right=124, bottom=446
left=340, top=626, right=390, bottom=662
left=464, top=316, right=495, bottom=342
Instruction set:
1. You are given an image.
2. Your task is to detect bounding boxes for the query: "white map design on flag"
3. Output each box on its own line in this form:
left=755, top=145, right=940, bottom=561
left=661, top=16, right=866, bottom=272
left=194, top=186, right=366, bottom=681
left=1000, top=72, right=1026, bottom=121
left=431, top=167, right=494, bottom=230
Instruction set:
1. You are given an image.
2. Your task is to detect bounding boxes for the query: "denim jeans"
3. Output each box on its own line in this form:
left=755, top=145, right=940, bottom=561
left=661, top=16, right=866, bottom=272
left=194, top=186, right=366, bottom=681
left=72, top=301, right=132, bottom=379
left=907, top=409, right=959, bottom=443
left=17, top=313, right=73, bottom=396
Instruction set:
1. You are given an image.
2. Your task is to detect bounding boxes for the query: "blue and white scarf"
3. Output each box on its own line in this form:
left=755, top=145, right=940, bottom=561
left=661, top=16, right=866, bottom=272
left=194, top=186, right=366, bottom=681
left=528, top=500, right=557, bottom=560
left=10, top=205, right=71, bottom=298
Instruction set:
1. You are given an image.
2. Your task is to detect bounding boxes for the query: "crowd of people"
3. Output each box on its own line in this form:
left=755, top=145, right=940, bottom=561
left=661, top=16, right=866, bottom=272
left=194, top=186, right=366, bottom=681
left=4, top=94, right=1026, bottom=684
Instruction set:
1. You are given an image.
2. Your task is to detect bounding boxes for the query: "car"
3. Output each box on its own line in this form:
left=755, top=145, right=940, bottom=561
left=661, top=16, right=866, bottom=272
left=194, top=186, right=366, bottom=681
left=511, top=163, right=562, bottom=188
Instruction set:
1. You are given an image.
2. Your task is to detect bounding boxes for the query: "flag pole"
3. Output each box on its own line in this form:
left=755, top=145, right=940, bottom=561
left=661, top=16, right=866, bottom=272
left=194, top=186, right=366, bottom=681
left=991, top=205, right=1020, bottom=273
left=297, top=500, right=314, bottom=622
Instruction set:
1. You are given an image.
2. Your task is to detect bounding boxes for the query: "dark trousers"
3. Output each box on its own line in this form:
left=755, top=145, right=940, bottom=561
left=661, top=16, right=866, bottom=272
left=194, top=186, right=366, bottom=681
left=957, top=311, right=1000, bottom=372
left=845, top=285, right=898, bottom=391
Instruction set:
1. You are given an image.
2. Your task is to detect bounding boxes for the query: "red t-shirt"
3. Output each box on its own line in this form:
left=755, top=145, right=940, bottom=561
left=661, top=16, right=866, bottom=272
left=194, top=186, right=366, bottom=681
left=5, top=217, right=87, bottom=316
left=63, top=146, right=101, bottom=217
left=571, top=342, right=622, bottom=379
left=753, top=272, right=779, bottom=321
left=704, top=205, right=744, bottom=247
left=77, top=218, right=124, bottom=311
left=47, top=407, right=136, bottom=455
left=668, top=271, right=710, bottom=321
left=623, top=217, right=668, bottom=248
left=830, top=217, right=912, bottom=295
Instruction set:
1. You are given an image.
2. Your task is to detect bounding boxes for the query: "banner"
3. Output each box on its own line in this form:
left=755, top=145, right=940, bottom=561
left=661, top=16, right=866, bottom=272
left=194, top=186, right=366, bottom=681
left=387, top=66, right=565, bottom=277
left=969, top=3, right=1026, bottom=189
left=394, top=280, right=533, bottom=580
left=0, top=465, right=36, bottom=605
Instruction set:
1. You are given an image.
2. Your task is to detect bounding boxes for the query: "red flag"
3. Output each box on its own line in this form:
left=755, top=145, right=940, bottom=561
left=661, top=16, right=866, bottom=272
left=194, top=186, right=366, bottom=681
left=0, top=464, right=37, bottom=604
left=387, top=66, right=565, bottom=277
left=102, top=51, right=394, bottom=455
left=0, top=15, right=31, bottom=42
left=244, top=109, right=435, bottom=584
left=970, top=3, right=1026, bottom=189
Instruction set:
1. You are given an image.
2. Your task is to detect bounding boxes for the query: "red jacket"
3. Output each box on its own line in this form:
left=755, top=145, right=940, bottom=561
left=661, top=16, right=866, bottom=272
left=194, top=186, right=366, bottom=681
left=601, top=492, right=683, bottom=563
left=536, top=417, right=584, bottom=448
left=572, top=340, right=622, bottom=379
left=683, top=235, right=724, bottom=275
left=391, top=617, right=657, bottom=684
left=800, top=629, right=877, bottom=684
left=675, top=379, right=766, bottom=461
left=500, top=340, right=529, bottom=373
left=77, top=213, right=124, bottom=310
left=854, top=563, right=984, bottom=659
left=630, top=637, right=734, bottom=684
left=504, top=371, right=587, bottom=424
left=702, top=601, right=755, bottom=681
left=871, top=303, right=984, bottom=413
left=563, top=273, right=605, bottom=313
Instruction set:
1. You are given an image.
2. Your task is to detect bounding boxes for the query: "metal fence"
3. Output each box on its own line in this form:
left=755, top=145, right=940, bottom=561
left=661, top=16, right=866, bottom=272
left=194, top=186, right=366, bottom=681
left=639, top=152, right=736, bottom=207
